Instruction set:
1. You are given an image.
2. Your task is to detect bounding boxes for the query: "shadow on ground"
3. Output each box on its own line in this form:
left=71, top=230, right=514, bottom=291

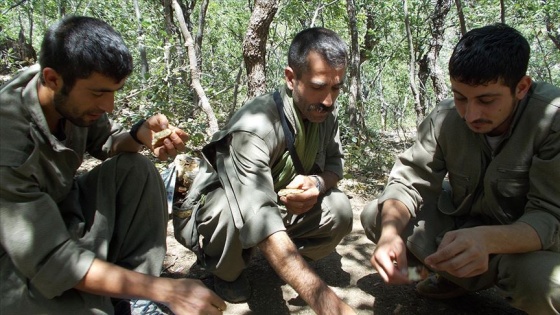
left=161, top=191, right=527, bottom=315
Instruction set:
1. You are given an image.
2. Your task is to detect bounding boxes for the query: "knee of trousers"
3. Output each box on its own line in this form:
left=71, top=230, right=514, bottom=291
left=324, top=189, right=353, bottom=237
left=360, top=199, right=380, bottom=243
left=113, top=153, right=160, bottom=178
left=497, top=251, right=560, bottom=314
left=112, top=153, right=163, bottom=190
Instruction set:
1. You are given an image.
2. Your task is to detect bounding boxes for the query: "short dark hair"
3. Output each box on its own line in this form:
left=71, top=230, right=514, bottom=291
left=39, top=16, right=133, bottom=90
left=448, top=23, right=530, bottom=93
left=288, top=27, right=348, bottom=78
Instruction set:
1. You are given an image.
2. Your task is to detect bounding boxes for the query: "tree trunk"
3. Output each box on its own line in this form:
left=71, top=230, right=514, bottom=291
left=162, top=0, right=175, bottom=36
left=454, top=0, right=467, bottom=36
left=544, top=9, right=560, bottom=50
left=172, top=0, right=218, bottom=135
left=230, top=59, right=245, bottom=119
left=403, top=0, right=423, bottom=125
left=360, top=6, right=379, bottom=65
left=57, top=0, right=66, bottom=18
left=242, top=0, right=278, bottom=100
left=25, top=1, right=33, bottom=48
left=419, top=0, right=452, bottom=107
left=310, top=0, right=338, bottom=27
left=133, top=0, right=149, bottom=87
left=195, top=0, right=209, bottom=72
left=345, top=0, right=363, bottom=131
left=500, top=0, right=505, bottom=24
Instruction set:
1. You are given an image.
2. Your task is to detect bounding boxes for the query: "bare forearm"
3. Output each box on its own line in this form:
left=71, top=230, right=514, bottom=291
left=111, top=132, right=143, bottom=154
left=379, top=199, right=411, bottom=237
left=258, top=231, right=354, bottom=315
left=478, top=221, right=542, bottom=254
left=75, top=259, right=227, bottom=314
left=75, top=259, right=170, bottom=304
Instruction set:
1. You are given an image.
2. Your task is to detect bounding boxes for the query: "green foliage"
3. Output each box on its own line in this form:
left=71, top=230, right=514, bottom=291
left=2, top=0, right=558, bottom=179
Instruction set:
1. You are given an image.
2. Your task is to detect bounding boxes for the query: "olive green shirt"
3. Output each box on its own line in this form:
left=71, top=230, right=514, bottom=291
left=0, top=65, right=124, bottom=299
left=379, top=81, right=560, bottom=251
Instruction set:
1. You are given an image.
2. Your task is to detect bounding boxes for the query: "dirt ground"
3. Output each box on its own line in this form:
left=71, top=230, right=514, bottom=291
left=160, top=179, right=527, bottom=315
left=77, top=147, right=527, bottom=315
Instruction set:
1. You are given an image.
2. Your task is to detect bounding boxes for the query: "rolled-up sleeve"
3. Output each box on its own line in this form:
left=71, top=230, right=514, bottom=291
left=378, top=110, right=447, bottom=216
left=518, top=126, right=560, bottom=250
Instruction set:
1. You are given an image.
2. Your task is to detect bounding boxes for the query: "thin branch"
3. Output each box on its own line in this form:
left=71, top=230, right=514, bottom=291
left=2, top=0, right=29, bottom=15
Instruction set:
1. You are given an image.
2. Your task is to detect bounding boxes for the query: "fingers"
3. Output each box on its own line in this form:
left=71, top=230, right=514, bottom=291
left=173, top=127, right=190, bottom=143
left=280, top=190, right=318, bottom=214
left=285, top=175, right=306, bottom=189
left=372, top=252, right=410, bottom=284
left=210, top=297, right=227, bottom=314
left=147, top=113, right=169, bottom=130
left=285, top=201, right=312, bottom=214
left=424, top=230, right=488, bottom=278
left=370, top=235, right=411, bottom=284
left=427, top=249, right=487, bottom=278
left=146, top=114, right=190, bottom=160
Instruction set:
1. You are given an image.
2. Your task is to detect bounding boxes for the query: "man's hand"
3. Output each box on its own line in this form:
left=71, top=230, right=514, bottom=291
left=424, top=227, right=490, bottom=278
left=137, top=114, right=189, bottom=160
left=258, top=231, right=355, bottom=315
left=370, top=232, right=411, bottom=284
left=279, top=175, right=320, bottom=215
left=369, top=199, right=412, bottom=284
left=160, top=278, right=226, bottom=315
left=75, top=259, right=226, bottom=315
left=424, top=222, right=543, bottom=278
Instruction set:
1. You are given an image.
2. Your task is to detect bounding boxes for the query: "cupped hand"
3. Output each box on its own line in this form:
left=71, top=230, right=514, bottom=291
left=145, top=114, right=189, bottom=161
left=370, top=232, right=410, bottom=284
left=165, top=278, right=226, bottom=315
left=279, top=175, right=320, bottom=215
left=424, top=227, right=489, bottom=278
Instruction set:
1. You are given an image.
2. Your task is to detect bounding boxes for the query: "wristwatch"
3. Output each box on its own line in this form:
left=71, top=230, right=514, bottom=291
left=129, top=118, right=146, bottom=145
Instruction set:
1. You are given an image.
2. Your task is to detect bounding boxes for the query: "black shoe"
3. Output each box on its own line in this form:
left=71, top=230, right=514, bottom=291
left=416, top=273, right=469, bottom=299
left=213, top=271, right=252, bottom=303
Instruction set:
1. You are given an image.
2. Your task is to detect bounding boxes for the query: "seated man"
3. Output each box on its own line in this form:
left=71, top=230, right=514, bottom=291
left=0, top=16, right=226, bottom=315
left=174, top=27, right=355, bottom=314
left=361, top=23, right=560, bottom=315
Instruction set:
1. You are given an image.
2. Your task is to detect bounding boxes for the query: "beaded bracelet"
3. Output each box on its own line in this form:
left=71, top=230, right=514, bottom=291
left=309, top=175, right=325, bottom=194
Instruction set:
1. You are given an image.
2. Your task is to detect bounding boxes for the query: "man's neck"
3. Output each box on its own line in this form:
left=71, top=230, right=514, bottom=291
left=37, top=82, right=62, bottom=133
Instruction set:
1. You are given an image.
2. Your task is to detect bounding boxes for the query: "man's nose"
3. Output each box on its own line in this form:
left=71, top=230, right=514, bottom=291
left=98, top=93, right=115, bottom=113
left=464, top=102, right=482, bottom=122
left=322, top=91, right=335, bottom=107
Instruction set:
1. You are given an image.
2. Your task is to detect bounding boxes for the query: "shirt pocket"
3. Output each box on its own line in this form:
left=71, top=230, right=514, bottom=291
left=494, top=166, right=529, bottom=218
left=448, top=171, right=471, bottom=204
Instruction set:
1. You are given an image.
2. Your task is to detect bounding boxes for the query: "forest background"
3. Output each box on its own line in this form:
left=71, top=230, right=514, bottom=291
left=1, top=1, right=559, bottom=313
left=1, top=0, right=559, bottom=188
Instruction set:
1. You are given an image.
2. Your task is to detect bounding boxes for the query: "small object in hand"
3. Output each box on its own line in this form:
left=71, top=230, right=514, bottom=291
left=407, top=265, right=429, bottom=281
left=277, top=188, right=305, bottom=196
left=152, top=129, right=173, bottom=146
left=174, top=154, right=201, bottom=193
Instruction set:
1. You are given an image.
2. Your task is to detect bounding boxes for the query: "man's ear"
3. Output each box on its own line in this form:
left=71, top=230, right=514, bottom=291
left=515, top=75, right=532, bottom=100
left=284, top=67, right=295, bottom=90
left=41, top=67, right=63, bottom=92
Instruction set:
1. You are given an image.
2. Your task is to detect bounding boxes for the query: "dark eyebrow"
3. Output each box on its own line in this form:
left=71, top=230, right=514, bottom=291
left=451, top=88, right=465, bottom=97
left=89, top=85, right=126, bottom=93
left=309, top=79, right=345, bottom=88
left=451, top=88, right=501, bottom=98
